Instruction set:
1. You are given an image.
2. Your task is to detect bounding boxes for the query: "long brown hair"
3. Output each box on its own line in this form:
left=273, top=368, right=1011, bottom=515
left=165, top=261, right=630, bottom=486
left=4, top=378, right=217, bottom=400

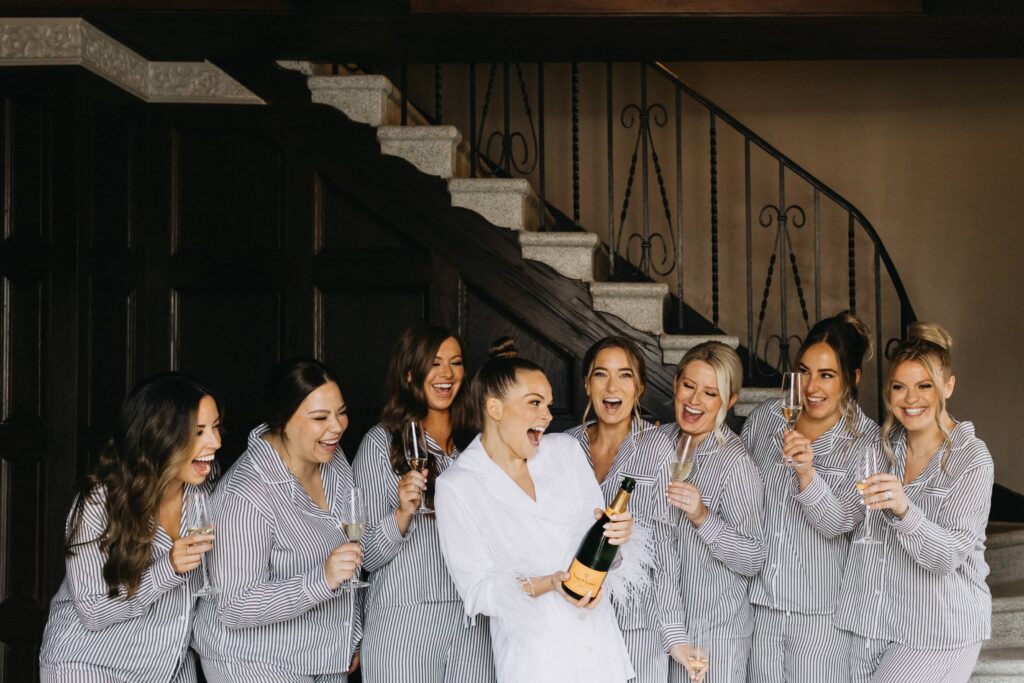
left=881, top=322, right=955, bottom=470
left=580, top=336, right=647, bottom=428
left=66, top=373, right=218, bottom=599
left=380, top=326, right=476, bottom=505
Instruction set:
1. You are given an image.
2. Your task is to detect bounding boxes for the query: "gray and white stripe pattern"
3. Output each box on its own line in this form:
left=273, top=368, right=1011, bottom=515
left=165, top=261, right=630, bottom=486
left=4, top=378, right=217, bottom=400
left=835, top=420, right=992, bottom=667
left=566, top=418, right=687, bottom=682
left=657, top=423, right=766, bottom=683
left=192, top=425, right=361, bottom=679
left=39, top=485, right=208, bottom=683
left=352, top=424, right=496, bottom=683
left=743, top=399, right=878, bottom=682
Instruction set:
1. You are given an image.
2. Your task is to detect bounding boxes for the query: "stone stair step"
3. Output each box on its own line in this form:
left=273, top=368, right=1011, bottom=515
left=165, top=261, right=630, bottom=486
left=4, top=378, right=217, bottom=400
left=971, top=647, right=1024, bottom=681
left=308, top=75, right=403, bottom=127
left=987, top=580, right=1024, bottom=650
left=448, top=178, right=540, bottom=231
left=660, top=333, right=740, bottom=367
left=377, top=125, right=468, bottom=179
left=735, top=387, right=776, bottom=418
left=590, top=282, right=668, bottom=335
left=519, top=231, right=599, bottom=281
left=987, top=527, right=1024, bottom=587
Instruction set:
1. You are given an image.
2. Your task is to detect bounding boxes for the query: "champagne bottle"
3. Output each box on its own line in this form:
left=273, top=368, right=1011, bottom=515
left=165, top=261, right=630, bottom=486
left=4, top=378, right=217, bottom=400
left=562, top=477, right=635, bottom=600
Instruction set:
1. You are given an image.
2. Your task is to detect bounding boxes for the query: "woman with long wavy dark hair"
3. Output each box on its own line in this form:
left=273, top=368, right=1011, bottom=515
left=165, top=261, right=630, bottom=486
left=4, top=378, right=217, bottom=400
left=352, top=325, right=496, bottom=682
left=39, top=373, right=222, bottom=682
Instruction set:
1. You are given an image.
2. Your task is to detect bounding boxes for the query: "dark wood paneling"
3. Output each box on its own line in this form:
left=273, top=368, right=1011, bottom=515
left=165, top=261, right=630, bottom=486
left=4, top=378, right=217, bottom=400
left=174, top=126, right=284, bottom=253
left=410, top=0, right=923, bottom=13
left=321, top=180, right=421, bottom=252
left=90, top=107, right=138, bottom=251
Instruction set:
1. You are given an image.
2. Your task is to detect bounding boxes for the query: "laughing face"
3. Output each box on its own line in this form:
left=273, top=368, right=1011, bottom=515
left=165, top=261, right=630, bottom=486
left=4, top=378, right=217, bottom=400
left=173, top=394, right=221, bottom=487
left=888, top=359, right=954, bottom=434
left=674, top=360, right=724, bottom=439
left=423, top=336, right=465, bottom=412
left=488, top=369, right=554, bottom=460
left=282, top=381, right=349, bottom=466
left=798, top=341, right=857, bottom=425
left=586, top=346, right=642, bottom=429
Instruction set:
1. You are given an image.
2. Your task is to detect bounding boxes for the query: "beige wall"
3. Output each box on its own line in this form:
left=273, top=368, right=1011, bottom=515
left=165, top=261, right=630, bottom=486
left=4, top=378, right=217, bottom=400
left=658, top=60, right=1024, bottom=490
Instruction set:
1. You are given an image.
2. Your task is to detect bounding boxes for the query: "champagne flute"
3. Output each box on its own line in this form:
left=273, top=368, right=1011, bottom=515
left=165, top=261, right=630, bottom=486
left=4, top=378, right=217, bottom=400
left=186, top=490, right=220, bottom=598
left=661, top=432, right=696, bottom=524
left=339, top=487, right=371, bottom=590
left=685, top=622, right=710, bottom=683
left=403, top=420, right=433, bottom=515
left=853, top=444, right=883, bottom=546
left=779, top=371, right=803, bottom=466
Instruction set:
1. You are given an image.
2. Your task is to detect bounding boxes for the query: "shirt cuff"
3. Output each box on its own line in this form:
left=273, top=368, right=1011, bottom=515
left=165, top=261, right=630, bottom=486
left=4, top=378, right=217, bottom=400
left=382, top=509, right=414, bottom=544
left=302, top=566, right=338, bottom=605
left=153, top=553, right=187, bottom=592
left=884, top=501, right=925, bottom=534
left=694, top=511, right=724, bottom=546
left=662, top=620, right=689, bottom=651
left=792, top=471, right=829, bottom=507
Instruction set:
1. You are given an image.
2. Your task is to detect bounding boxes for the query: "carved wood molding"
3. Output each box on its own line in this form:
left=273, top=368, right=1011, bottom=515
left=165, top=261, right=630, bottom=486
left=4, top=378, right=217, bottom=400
left=0, top=17, right=263, bottom=104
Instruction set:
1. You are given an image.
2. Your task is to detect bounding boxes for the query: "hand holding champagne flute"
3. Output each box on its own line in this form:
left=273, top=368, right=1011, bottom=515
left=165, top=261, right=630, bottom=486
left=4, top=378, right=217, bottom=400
left=337, top=487, right=370, bottom=590
left=662, top=432, right=696, bottom=523
left=853, top=444, right=883, bottom=546
left=186, top=490, right=220, bottom=598
left=780, top=372, right=803, bottom=466
left=403, top=420, right=433, bottom=516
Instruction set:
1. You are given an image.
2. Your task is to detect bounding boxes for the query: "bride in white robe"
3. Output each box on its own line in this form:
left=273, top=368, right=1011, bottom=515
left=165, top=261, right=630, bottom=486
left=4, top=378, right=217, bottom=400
left=436, top=341, right=652, bottom=683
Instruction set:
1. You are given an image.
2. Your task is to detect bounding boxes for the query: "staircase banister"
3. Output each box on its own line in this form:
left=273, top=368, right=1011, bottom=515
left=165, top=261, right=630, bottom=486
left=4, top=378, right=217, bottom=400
left=649, top=60, right=917, bottom=326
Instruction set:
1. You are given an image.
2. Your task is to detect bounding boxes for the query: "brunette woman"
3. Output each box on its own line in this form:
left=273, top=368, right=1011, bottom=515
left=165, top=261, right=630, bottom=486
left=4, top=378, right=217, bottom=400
left=192, top=358, right=362, bottom=682
left=352, top=326, right=496, bottom=683
left=39, top=373, right=222, bottom=682
left=835, top=323, right=992, bottom=682
left=565, top=336, right=686, bottom=681
left=743, top=311, right=879, bottom=683
left=436, top=338, right=645, bottom=683
left=661, top=341, right=766, bottom=683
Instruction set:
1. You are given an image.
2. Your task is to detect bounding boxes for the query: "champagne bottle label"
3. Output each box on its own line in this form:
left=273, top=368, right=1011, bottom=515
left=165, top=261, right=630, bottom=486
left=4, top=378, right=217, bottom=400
left=563, top=558, right=607, bottom=597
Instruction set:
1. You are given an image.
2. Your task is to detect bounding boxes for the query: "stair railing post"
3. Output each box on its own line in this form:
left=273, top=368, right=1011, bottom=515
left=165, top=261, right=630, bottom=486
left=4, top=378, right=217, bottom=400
left=469, top=63, right=477, bottom=177
left=572, top=62, right=581, bottom=229
left=606, top=62, right=615, bottom=279
left=675, top=84, right=684, bottom=330
left=538, top=62, right=546, bottom=230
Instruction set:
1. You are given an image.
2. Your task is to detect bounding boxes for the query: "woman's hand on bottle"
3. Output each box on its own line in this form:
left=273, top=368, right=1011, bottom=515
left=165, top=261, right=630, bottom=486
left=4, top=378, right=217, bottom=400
left=667, top=481, right=709, bottom=527
left=169, top=533, right=214, bottom=575
left=324, top=542, right=363, bottom=590
left=519, top=572, right=602, bottom=609
left=597, top=508, right=634, bottom=546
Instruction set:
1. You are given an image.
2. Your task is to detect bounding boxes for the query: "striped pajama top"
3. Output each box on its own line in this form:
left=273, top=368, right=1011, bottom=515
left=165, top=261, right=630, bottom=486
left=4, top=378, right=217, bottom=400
left=834, top=420, right=993, bottom=649
left=566, top=418, right=687, bottom=651
left=191, top=425, right=361, bottom=675
left=39, top=483, right=209, bottom=683
left=352, top=423, right=465, bottom=606
left=656, top=423, right=766, bottom=639
left=742, top=398, right=879, bottom=614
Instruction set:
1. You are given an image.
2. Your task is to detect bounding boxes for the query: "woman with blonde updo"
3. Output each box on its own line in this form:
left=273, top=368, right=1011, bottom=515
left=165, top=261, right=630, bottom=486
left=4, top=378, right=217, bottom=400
left=835, top=323, right=992, bottom=682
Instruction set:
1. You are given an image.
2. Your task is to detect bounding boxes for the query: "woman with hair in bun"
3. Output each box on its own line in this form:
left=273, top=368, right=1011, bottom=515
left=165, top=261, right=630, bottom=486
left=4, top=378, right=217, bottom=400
left=835, top=323, right=992, bottom=682
left=39, top=373, right=222, bottom=682
left=661, top=341, right=765, bottom=683
left=353, top=326, right=495, bottom=683
left=435, top=337, right=648, bottom=683
left=193, top=358, right=362, bottom=682
left=742, top=311, right=879, bottom=683
left=565, top=336, right=687, bottom=682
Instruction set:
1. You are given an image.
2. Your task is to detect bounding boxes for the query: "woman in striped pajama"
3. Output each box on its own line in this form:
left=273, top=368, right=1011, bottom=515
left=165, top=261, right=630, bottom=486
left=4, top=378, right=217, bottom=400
left=352, top=326, right=496, bottom=683
left=661, top=341, right=766, bottom=683
left=836, top=323, right=992, bottom=683
left=39, top=374, right=222, bottom=683
left=565, top=336, right=687, bottom=682
left=742, top=312, right=879, bottom=683
left=192, top=358, right=363, bottom=682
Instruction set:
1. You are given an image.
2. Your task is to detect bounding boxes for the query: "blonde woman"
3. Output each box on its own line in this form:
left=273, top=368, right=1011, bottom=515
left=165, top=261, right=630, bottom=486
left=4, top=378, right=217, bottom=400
left=566, top=336, right=687, bottom=682
left=835, top=323, right=992, bottom=682
left=660, top=341, right=765, bottom=683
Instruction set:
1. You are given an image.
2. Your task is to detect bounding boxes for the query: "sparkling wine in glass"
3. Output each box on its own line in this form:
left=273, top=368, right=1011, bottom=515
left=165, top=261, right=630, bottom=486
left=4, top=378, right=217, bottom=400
left=339, top=487, right=370, bottom=590
left=403, top=420, right=433, bottom=515
left=780, top=372, right=803, bottom=466
left=186, top=490, right=220, bottom=598
left=853, top=444, right=883, bottom=546
left=661, top=432, right=696, bottom=524
left=686, top=623, right=710, bottom=683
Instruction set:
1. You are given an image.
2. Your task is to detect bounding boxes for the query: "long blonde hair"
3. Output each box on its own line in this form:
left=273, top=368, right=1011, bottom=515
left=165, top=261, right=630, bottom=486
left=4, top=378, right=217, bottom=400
left=675, top=341, right=742, bottom=445
left=881, top=322, right=954, bottom=470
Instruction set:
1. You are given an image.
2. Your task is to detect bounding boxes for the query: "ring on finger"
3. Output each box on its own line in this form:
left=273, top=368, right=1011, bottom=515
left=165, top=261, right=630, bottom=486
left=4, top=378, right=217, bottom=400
left=885, top=490, right=893, bottom=501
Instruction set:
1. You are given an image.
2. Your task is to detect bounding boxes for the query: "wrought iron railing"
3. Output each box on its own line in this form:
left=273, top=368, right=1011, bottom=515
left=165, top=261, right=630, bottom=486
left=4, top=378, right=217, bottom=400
left=353, top=61, right=917, bottom=418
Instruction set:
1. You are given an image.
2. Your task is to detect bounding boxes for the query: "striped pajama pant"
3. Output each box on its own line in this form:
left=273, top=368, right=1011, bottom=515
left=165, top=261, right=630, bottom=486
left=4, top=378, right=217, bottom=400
left=200, top=659, right=346, bottom=682
left=41, top=652, right=199, bottom=682
left=848, top=635, right=982, bottom=683
left=360, top=603, right=496, bottom=683
left=669, top=636, right=749, bottom=683
left=622, top=627, right=669, bottom=683
left=747, top=604, right=850, bottom=682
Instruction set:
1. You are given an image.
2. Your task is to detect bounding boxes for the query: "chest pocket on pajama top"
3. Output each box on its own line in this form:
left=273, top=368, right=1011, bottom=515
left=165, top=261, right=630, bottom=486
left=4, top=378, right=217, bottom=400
left=815, top=464, right=849, bottom=490
left=916, top=485, right=950, bottom=518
